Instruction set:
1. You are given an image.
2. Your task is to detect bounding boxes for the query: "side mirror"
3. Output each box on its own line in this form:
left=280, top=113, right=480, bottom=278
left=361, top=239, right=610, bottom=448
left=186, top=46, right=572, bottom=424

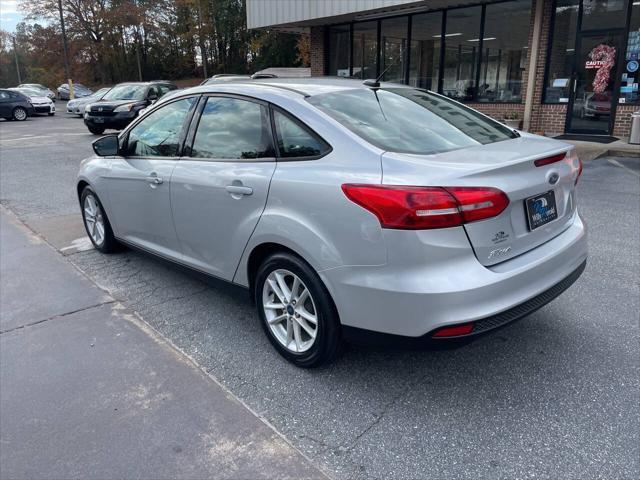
left=92, top=134, right=119, bottom=156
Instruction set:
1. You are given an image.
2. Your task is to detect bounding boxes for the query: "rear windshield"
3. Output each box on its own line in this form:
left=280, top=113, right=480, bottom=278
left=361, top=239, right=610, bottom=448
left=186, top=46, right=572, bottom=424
left=307, top=88, right=517, bottom=155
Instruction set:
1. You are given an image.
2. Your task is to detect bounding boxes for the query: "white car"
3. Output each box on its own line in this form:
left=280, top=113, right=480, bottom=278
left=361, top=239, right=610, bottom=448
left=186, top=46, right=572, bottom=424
left=18, top=83, right=56, bottom=101
left=8, top=88, right=55, bottom=116
left=67, top=87, right=111, bottom=116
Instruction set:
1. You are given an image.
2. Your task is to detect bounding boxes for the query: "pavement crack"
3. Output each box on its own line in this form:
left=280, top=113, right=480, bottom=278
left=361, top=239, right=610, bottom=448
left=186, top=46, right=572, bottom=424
left=0, top=300, right=116, bottom=335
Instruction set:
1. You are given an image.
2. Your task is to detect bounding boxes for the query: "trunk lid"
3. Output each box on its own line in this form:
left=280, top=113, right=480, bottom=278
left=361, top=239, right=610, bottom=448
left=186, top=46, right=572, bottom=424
left=381, top=134, right=581, bottom=266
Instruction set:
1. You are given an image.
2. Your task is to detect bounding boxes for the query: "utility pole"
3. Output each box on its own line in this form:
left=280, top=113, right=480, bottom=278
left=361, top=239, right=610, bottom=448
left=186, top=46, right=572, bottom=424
left=12, top=36, right=21, bottom=84
left=57, top=0, right=73, bottom=98
left=196, top=0, right=208, bottom=79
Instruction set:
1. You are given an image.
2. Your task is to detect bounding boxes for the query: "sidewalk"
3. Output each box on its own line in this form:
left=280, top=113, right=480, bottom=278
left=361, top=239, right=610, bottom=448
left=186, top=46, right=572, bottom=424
left=0, top=209, right=326, bottom=480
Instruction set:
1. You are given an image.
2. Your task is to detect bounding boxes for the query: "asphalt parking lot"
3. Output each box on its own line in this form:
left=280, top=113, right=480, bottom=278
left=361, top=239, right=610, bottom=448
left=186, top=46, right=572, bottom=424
left=1, top=110, right=638, bottom=479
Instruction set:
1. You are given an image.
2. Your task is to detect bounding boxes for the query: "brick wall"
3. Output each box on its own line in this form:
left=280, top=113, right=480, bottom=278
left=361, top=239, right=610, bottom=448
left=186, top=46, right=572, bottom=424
left=467, top=103, right=525, bottom=127
left=613, top=106, right=638, bottom=137
left=310, top=26, right=325, bottom=77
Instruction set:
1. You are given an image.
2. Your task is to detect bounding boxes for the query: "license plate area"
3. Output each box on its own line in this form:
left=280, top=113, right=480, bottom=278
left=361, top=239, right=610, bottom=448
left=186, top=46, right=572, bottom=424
left=525, top=190, right=558, bottom=231
left=94, top=117, right=105, bottom=123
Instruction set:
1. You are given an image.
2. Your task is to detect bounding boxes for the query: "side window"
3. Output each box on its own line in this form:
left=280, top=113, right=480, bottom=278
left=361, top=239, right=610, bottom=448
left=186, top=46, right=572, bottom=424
left=273, top=110, right=330, bottom=158
left=124, top=97, right=195, bottom=157
left=190, top=97, right=274, bottom=159
left=158, top=85, right=172, bottom=97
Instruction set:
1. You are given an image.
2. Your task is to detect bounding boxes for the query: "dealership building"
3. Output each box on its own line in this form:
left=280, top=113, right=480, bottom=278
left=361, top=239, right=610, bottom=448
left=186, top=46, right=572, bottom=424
left=247, top=0, right=639, bottom=138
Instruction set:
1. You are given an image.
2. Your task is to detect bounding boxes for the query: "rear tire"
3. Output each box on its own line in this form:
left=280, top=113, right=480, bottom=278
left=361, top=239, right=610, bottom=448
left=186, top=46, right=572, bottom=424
left=80, top=187, right=119, bottom=253
left=255, top=252, right=342, bottom=368
left=12, top=107, right=27, bottom=121
left=88, top=126, right=105, bottom=135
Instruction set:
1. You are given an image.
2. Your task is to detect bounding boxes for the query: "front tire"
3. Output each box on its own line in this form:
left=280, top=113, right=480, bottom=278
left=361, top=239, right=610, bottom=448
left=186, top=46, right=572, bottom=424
left=12, top=107, right=27, bottom=121
left=88, top=126, right=105, bottom=135
left=255, top=253, right=342, bottom=367
left=48, top=112, right=55, bottom=116
left=80, top=187, right=119, bottom=253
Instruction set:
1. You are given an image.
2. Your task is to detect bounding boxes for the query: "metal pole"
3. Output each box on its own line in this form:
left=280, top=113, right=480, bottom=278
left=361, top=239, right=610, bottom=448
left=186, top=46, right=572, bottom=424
left=197, top=0, right=208, bottom=79
left=12, top=36, right=21, bottom=84
left=57, top=0, right=71, bottom=81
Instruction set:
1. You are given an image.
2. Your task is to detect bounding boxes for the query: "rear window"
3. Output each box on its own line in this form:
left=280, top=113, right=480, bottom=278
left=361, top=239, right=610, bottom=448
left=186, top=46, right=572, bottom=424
left=307, top=88, right=517, bottom=155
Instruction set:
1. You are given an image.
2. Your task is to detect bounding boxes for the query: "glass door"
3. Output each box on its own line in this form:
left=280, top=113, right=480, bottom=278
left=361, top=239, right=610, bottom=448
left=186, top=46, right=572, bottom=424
left=566, top=33, right=622, bottom=134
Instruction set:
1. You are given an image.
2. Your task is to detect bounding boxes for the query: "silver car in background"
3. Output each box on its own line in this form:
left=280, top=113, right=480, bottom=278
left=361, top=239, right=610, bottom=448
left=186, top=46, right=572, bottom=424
left=18, top=83, right=55, bottom=101
left=67, top=87, right=111, bottom=116
left=76, top=78, right=587, bottom=367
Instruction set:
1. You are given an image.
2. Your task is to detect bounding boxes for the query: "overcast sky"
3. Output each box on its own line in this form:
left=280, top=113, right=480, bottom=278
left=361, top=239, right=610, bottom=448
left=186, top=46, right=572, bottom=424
left=0, top=1, right=24, bottom=32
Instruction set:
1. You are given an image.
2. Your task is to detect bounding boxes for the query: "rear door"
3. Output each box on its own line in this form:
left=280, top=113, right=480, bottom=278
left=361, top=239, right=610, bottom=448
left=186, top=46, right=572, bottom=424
left=0, top=91, right=11, bottom=117
left=170, top=95, right=276, bottom=280
left=105, top=96, right=198, bottom=259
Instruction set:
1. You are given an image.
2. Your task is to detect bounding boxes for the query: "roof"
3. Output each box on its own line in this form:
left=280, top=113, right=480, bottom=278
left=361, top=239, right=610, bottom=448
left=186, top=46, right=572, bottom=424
left=205, top=77, right=412, bottom=97
left=246, top=0, right=421, bottom=29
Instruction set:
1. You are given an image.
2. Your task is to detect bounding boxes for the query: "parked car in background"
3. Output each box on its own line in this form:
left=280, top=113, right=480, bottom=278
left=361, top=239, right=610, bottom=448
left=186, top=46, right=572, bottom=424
left=18, top=83, right=56, bottom=101
left=67, top=87, right=111, bottom=116
left=76, top=78, right=587, bottom=367
left=9, top=87, right=55, bottom=116
left=57, top=83, right=93, bottom=100
left=83, top=81, right=177, bottom=134
left=0, top=89, right=34, bottom=121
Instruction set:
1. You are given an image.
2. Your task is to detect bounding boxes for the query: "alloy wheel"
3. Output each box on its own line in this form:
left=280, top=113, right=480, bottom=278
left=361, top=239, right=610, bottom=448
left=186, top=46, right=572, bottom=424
left=83, top=194, right=105, bottom=246
left=262, top=269, right=318, bottom=353
left=13, top=108, right=26, bottom=121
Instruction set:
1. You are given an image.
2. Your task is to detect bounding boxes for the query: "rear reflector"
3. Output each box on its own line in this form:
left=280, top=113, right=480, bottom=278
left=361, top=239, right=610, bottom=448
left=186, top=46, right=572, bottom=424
left=534, top=153, right=566, bottom=167
left=342, top=184, right=509, bottom=230
left=431, top=323, right=474, bottom=338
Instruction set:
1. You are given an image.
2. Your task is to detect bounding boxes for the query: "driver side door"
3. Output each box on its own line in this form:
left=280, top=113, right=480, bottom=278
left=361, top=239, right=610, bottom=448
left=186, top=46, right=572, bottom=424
left=105, top=96, right=197, bottom=259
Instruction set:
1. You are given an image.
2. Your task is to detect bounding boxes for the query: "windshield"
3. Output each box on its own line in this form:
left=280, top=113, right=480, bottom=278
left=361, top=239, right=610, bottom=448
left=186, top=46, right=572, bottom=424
left=102, top=84, right=146, bottom=101
left=307, top=88, right=517, bottom=155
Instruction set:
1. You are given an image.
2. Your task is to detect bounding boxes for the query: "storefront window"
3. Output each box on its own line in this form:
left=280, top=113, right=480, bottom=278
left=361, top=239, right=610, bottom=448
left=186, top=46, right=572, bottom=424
left=619, top=2, right=640, bottom=105
left=442, top=6, right=483, bottom=102
left=381, top=17, right=408, bottom=83
left=580, top=0, right=628, bottom=31
left=353, top=21, right=378, bottom=79
left=409, top=12, right=442, bottom=90
left=477, top=0, right=531, bottom=102
left=328, top=25, right=350, bottom=77
left=544, top=0, right=580, bottom=103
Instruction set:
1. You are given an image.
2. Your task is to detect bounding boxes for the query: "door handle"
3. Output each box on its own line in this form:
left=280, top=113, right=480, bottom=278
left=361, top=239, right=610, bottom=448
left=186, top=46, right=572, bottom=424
left=225, top=185, right=253, bottom=196
left=146, top=174, right=163, bottom=185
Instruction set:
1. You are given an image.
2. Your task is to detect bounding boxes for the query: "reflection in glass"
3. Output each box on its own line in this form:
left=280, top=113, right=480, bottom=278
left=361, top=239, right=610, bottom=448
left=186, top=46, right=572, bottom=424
left=544, top=0, right=579, bottom=103
left=477, top=0, right=531, bottom=103
left=353, top=22, right=378, bottom=79
left=328, top=25, right=350, bottom=77
left=381, top=17, right=408, bottom=83
left=441, top=7, right=482, bottom=102
left=409, top=12, right=442, bottom=90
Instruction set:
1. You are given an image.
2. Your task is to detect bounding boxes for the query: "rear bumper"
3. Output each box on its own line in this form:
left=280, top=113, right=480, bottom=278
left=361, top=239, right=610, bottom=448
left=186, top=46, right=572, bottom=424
left=321, top=211, right=587, bottom=338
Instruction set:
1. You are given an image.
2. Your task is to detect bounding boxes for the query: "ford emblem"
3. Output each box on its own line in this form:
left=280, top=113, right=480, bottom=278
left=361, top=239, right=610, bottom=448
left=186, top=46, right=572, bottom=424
left=548, top=172, right=559, bottom=185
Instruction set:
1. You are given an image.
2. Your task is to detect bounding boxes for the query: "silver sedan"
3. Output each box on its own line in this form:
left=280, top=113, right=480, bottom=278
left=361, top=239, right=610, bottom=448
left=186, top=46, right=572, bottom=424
left=76, top=78, right=587, bottom=367
left=66, top=87, right=111, bottom=116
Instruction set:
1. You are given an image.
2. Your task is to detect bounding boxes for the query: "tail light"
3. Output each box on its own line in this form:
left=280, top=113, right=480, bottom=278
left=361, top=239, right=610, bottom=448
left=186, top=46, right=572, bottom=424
left=341, top=184, right=509, bottom=230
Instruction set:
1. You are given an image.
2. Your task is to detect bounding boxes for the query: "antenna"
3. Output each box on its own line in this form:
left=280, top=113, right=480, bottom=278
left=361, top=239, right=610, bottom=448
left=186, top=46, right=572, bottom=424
left=362, top=59, right=397, bottom=89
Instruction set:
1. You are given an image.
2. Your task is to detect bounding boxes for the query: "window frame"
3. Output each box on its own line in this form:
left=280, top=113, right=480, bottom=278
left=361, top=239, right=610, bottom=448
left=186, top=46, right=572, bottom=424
left=182, top=93, right=277, bottom=163
left=119, top=94, right=200, bottom=159
left=269, top=105, right=333, bottom=162
left=325, top=0, right=531, bottom=104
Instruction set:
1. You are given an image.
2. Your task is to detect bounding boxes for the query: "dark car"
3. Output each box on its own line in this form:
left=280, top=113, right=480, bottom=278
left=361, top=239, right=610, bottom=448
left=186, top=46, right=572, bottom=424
left=57, top=83, right=93, bottom=100
left=0, top=89, right=34, bottom=121
left=84, top=81, right=177, bottom=134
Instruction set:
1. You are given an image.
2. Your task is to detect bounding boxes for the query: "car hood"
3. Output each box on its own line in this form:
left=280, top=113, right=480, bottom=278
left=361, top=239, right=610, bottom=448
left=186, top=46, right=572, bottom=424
left=92, top=99, right=145, bottom=108
left=28, top=95, right=51, bottom=103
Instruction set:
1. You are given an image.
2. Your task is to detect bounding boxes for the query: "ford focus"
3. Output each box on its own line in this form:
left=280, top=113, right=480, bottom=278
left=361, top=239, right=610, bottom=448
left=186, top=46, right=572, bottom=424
left=76, top=78, right=587, bottom=367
